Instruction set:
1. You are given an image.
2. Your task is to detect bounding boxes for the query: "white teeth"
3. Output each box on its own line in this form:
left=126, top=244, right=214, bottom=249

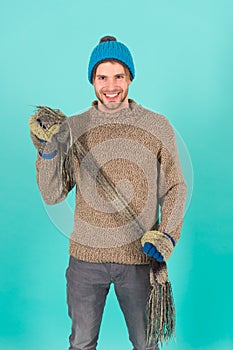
left=105, top=93, right=118, bottom=97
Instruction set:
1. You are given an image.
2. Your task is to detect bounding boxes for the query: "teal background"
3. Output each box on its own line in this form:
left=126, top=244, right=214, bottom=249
left=0, top=1, right=232, bottom=349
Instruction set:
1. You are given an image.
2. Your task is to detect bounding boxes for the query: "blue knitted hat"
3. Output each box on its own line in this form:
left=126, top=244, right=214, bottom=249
left=88, top=36, right=135, bottom=84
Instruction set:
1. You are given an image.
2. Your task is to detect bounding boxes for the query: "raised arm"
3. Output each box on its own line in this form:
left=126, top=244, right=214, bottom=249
left=29, top=106, right=75, bottom=205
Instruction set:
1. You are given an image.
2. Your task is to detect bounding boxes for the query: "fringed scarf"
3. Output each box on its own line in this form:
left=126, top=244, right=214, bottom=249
left=33, top=106, right=176, bottom=346
left=146, top=260, right=176, bottom=345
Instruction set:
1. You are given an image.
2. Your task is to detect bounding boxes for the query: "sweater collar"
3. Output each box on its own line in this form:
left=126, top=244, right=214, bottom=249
left=89, top=99, right=142, bottom=121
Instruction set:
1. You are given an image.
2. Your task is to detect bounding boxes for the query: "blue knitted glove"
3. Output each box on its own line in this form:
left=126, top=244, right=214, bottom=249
left=142, top=242, right=164, bottom=262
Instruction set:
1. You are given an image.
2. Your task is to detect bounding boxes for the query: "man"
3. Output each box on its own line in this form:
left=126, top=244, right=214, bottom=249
left=29, top=36, right=186, bottom=350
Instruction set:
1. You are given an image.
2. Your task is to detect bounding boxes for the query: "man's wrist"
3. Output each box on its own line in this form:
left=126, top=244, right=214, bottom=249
left=141, top=230, right=174, bottom=262
left=39, top=150, right=57, bottom=159
left=36, top=135, right=47, bottom=143
left=162, top=232, right=176, bottom=247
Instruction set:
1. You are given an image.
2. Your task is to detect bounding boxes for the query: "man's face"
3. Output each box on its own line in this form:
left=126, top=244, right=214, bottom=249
left=92, top=61, right=131, bottom=113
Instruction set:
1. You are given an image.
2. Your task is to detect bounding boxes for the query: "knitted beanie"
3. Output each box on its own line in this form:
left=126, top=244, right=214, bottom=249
left=88, top=35, right=135, bottom=84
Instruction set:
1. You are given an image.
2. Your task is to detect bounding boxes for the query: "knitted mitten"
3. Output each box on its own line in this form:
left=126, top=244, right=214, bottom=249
left=29, top=106, right=66, bottom=141
left=141, top=230, right=175, bottom=262
left=29, top=106, right=70, bottom=158
left=29, top=131, right=56, bottom=155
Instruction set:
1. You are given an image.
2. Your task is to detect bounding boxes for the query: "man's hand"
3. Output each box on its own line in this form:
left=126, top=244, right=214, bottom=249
left=142, top=242, right=164, bottom=262
left=141, top=230, right=175, bottom=262
left=29, top=106, right=70, bottom=159
left=29, top=105, right=66, bottom=141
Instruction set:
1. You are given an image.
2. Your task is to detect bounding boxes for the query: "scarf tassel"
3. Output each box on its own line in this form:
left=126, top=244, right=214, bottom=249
left=146, top=266, right=176, bottom=346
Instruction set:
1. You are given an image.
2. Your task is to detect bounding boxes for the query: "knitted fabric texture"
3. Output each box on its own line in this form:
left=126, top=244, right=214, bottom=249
left=88, top=37, right=135, bottom=83
left=30, top=132, right=55, bottom=154
left=29, top=106, right=66, bottom=141
left=141, top=230, right=174, bottom=261
left=35, top=100, right=186, bottom=261
left=70, top=129, right=177, bottom=344
left=29, top=106, right=72, bottom=192
left=147, top=260, right=176, bottom=344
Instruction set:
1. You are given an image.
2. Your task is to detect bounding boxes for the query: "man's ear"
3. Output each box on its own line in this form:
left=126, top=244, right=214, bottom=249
left=128, top=77, right=132, bottom=85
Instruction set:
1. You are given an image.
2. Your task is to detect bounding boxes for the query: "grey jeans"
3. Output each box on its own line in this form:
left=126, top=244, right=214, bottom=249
left=66, top=255, right=159, bottom=350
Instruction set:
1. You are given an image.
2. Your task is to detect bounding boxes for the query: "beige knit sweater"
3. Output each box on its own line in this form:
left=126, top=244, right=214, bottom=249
left=36, top=100, right=186, bottom=264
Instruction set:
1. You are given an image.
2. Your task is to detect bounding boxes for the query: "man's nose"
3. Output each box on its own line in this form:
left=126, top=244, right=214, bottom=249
left=105, top=78, right=116, bottom=90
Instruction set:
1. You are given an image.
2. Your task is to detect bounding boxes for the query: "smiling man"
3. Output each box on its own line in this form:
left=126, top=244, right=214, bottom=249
left=30, top=35, right=186, bottom=350
left=93, top=59, right=131, bottom=112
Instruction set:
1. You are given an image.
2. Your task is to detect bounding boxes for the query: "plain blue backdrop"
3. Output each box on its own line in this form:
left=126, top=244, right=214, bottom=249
left=0, top=1, right=232, bottom=349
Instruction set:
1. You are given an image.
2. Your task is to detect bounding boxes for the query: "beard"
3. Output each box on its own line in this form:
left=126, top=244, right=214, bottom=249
left=94, top=87, right=129, bottom=111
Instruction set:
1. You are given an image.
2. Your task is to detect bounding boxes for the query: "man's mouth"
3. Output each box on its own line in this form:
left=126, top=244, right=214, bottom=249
left=105, top=93, right=118, bottom=97
left=103, top=92, right=120, bottom=100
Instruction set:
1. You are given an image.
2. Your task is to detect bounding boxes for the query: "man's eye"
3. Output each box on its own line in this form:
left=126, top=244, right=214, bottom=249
left=98, top=76, right=106, bottom=80
left=116, top=75, right=124, bottom=79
